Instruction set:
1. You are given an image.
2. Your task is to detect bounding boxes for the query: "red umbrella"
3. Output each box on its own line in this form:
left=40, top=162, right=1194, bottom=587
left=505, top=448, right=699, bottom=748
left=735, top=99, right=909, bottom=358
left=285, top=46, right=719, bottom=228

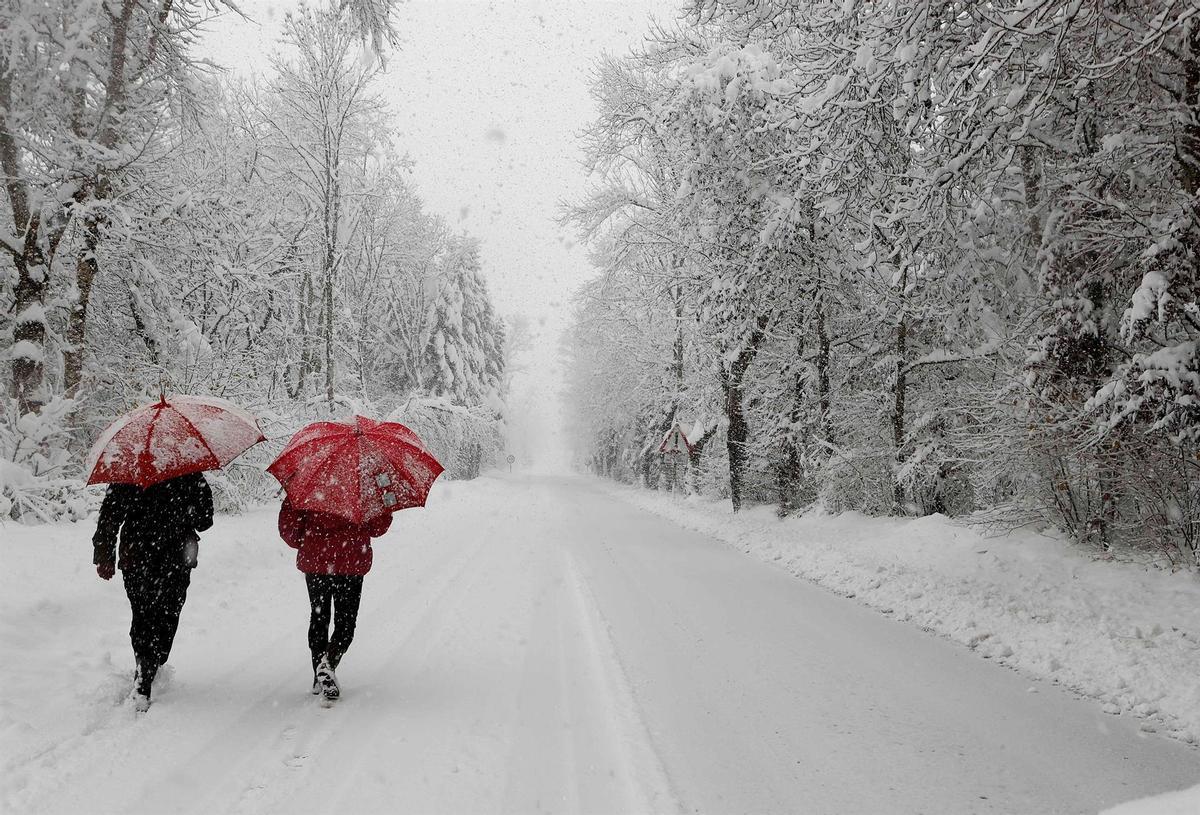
left=267, top=415, right=443, bottom=524
left=85, top=394, right=266, bottom=488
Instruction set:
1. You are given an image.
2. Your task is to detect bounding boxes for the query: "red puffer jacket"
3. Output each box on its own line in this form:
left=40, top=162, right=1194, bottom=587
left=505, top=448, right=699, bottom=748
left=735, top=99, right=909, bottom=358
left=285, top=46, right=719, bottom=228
left=278, top=502, right=392, bottom=576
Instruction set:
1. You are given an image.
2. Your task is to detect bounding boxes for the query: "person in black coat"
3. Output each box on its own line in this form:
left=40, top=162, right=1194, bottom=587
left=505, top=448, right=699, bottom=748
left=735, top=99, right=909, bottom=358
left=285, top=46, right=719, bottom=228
left=93, top=472, right=214, bottom=710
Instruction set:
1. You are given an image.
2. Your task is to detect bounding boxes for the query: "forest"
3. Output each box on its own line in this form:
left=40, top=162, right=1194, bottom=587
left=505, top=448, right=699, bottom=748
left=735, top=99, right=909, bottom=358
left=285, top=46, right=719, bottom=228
left=1, top=0, right=508, bottom=519
left=564, top=0, right=1200, bottom=568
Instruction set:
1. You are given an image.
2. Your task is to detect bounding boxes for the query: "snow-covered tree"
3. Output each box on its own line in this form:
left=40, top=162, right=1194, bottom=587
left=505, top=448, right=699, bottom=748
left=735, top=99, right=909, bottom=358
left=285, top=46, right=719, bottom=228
left=563, top=0, right=1200, bottom=565
left=1, top=0, right=510, bottom=517
left=420, top=235, right=505, bottom=410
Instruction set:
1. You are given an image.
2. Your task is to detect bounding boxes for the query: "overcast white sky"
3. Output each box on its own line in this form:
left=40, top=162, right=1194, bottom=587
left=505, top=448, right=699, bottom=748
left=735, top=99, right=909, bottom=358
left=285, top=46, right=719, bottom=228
left=196, top=0, right=678, bottom=470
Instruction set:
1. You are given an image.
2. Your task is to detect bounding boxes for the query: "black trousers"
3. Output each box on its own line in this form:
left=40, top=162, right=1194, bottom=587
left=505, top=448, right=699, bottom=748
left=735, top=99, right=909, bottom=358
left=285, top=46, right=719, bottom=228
left=123, top=564, right=191, bottom=687
left=305, top=574, right=364, bottom=671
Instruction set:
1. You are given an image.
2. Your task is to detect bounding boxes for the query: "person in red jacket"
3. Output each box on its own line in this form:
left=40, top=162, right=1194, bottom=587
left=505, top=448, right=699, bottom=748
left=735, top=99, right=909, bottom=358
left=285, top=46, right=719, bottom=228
left=278, top=499, right=392, bottom=701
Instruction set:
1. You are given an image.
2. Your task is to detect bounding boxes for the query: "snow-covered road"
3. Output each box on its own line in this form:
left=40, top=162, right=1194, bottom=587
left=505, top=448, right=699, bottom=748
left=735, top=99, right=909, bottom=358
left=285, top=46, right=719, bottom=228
left=3, top=474, right=1196, bottom=814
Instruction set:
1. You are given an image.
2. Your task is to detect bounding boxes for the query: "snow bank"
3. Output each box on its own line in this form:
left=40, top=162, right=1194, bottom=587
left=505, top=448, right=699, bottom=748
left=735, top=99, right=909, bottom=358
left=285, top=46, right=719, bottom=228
left=0, top=509, right=302, bottom=813
left=1100, top=783, right=1200, bottom=815
left=608, top=486, right=1200, bottom=746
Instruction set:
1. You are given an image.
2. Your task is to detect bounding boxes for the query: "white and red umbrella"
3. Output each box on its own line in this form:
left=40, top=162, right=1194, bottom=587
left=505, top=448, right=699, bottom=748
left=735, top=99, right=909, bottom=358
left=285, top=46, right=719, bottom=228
left=85, top=394, right=266, bottom=488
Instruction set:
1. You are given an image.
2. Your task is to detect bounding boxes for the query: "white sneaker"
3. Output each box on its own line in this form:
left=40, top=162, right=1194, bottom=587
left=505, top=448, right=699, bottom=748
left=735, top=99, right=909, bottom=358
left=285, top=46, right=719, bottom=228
left=131, top=691, right=151, bottom=713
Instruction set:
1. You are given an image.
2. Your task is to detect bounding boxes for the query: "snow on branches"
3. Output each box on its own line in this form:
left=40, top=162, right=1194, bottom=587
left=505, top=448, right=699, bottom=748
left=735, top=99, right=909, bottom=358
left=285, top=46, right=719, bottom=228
left=1, top=0, right=508, bottom=520
left=565, top=0, right=1200, bottom=566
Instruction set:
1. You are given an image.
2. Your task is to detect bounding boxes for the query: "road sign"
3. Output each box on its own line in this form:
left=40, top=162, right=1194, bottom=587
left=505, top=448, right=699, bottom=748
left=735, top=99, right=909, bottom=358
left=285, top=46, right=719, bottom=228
left=659, top=424, right=693, bottom=455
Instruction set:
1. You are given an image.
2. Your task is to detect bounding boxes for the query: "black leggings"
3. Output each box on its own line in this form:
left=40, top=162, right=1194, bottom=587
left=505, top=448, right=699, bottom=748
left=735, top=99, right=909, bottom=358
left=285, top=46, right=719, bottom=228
left=123, top=565, right=191, bottom=682
left=305, top=574, right=364, bottom=671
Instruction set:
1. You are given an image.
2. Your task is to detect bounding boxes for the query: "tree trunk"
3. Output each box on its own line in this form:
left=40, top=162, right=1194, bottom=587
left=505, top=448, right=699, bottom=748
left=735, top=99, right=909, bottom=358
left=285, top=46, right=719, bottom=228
left=816, top=299, right=831, bottom=443
left=1178, top=20, right=1200, bottom=256
left=10, top=223, right=49, bottom=415
left=665, top=276, right=687, bottom=492
left=62, top=0, right=138, bottom=397
left=891, top=267, right=909, bottom=513
left=649, top=405, right=676, bottom=490
left=64, top=214, right=100, bottom=395
left=127, top=285, right=161, bottom=366
left=1020, top=145, right=1044, bottom=251
left=723, top=313, right=769, bottom=512
left=672, top=281, right=685, bottom=390
left=777, top=335, right=804, bottom=517
left=323, top=147, right=341, bottom=409
left=725, top=372, right=748, bottom=511
left=1, top=59, right=49, bottom=414
left=99, top=0, right=137, bottom=147
left=324, top=261, right=335, bottom=407
left=687, top=423, right=717, bottom=495
left=289, top=262, right=315, bottom=400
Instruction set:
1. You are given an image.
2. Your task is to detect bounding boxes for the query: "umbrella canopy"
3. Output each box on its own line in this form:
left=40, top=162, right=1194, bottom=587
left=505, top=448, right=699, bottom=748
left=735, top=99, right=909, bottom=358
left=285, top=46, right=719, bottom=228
left=85, top=395, right=266, bottom=488
left=267, top=415, right=444, bottom=524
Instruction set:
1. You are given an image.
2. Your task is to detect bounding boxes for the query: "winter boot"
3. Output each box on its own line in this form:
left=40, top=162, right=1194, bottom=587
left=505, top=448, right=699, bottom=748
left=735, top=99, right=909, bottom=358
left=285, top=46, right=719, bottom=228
left=315, top=655, right=339, bottom=701
left=132, top=658, right=154, bottom=712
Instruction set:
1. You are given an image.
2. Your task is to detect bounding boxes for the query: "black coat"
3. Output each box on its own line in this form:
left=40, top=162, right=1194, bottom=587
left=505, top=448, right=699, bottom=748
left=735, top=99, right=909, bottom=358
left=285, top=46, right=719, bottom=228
left=92, top=473, right=214, bottom=571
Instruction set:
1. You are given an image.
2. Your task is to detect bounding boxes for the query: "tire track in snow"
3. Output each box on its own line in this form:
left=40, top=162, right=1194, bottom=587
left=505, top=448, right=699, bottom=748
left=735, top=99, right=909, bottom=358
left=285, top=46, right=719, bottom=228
left=231, top=477, right=681, bottom=815
left=496, top=487, right=680, bottom=815
left=133, top=479, right=542, bottom=815
left=264, top=483, right=563, bottom=814
left=228, top=527, right=511, bottom=815
left=498, top=549, right=584, bottom=814
left=558, top=550, right=680, bottom=815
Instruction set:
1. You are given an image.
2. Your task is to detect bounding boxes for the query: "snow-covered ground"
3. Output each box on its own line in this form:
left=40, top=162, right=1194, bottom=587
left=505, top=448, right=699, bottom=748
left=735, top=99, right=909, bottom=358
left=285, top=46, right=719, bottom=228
left=2, top=474, right=1197, bottom=814
left=1100, top=782, right=1200, bottom=815
left=613, top=485, right=1200, bottom=748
